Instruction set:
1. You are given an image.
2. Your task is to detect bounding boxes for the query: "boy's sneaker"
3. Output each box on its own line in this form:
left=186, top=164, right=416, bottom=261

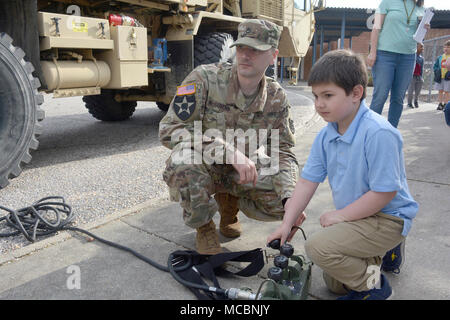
left=414, top=101, right=419, bottom=108
left=407, top=103, right=414, bottom=108
left=337, top=274, right=393, bottom=300
left=437, top=103, right=444, bottom=110
left=381, top=241, right=405, bottom=274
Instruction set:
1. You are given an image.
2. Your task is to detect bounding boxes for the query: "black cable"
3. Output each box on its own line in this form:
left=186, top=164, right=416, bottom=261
left=291, top=226, right=307, bottom=241
left=64, top=226, right=193, bottom=273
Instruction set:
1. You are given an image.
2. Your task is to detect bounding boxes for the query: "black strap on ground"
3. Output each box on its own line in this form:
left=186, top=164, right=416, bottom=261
left=169, top=249, right=265, bottom=300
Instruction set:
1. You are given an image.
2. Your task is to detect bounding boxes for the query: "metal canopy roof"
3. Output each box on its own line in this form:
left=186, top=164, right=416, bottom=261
left=314, top=7, right=450, bottom=43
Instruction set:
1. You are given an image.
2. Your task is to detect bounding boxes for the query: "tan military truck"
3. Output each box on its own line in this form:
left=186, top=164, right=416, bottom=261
left=0, top=0, right=324, bottom=188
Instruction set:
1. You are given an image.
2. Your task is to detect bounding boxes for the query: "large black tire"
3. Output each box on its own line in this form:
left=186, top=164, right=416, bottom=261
left=82, top=90, right=137, bottom=121
left=194, top=32, right=235, bottom=67
left=156, top=101, right=170, bottom=112
left=194, top=32, right=274, bottom=78
left=0, top=33, right=44, bottom=189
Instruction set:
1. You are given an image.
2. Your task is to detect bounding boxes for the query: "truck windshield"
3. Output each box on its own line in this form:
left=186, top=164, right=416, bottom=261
left=294, top=0, right=311, bottom=11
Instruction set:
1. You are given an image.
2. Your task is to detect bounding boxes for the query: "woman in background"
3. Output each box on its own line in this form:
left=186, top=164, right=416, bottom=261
left=367, top=0, right=429, bottom=128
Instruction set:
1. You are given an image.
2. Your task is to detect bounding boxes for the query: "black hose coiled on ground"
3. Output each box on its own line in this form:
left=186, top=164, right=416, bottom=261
left=0, top=196, right=74, bottom=242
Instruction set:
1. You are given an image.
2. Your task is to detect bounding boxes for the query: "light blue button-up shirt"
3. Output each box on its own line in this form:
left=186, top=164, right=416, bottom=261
left=301, top=101, right=418, bottom=236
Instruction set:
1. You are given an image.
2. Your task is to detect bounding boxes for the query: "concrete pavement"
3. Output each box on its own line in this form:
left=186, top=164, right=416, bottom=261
left=0, top=86, right=449, bottom=301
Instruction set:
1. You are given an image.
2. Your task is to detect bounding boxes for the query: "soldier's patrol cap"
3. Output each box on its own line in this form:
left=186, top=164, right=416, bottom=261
left=230, top=19, right=282, bottom=51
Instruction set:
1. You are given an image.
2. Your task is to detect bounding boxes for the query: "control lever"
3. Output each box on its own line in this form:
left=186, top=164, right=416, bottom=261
left=280, top=243, right=294, bottom=258
left=267, top=266, right=283, bottom=283
left=274, top=254, right=289, bottom=269
left=261, top=234, right=312, bottom=300
left=267, top=239, right=281, bottom=250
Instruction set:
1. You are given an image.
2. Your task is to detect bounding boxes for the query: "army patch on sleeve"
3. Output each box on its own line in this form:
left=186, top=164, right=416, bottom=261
left=173, top=93, right=196, bottom=121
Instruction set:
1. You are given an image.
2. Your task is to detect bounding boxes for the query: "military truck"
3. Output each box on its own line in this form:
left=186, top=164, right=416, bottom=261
left=0, top=0, right=324, bottom=188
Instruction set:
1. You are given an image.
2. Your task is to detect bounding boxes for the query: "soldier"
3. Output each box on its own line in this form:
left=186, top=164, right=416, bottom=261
left=159, top=19, right=301, bottom=254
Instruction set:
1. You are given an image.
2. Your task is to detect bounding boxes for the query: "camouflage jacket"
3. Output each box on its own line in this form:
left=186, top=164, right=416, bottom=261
left=159, top=62, right=298, bottom=199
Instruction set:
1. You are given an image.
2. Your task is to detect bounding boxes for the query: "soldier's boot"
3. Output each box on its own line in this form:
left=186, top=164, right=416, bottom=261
left=196, top=220, right=222, bottom=255
left=215, top=193, right=241, bottom=238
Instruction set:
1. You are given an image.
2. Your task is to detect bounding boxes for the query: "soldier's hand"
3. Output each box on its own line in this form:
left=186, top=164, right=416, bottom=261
left=231, top=150, right=258, bottom=186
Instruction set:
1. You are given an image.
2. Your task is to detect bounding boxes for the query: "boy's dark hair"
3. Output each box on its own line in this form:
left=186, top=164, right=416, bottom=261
left=445, top=40, right=450, bottom=47
left=308, top=49, right=368, bottom=101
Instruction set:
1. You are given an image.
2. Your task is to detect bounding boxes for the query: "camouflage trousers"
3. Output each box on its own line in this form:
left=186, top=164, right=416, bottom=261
left=162, top=152, right=293, bottom=229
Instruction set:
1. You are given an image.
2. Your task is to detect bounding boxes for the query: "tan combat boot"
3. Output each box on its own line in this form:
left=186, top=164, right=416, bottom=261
left=196, top=220, right=222, bottom=255
left=215, top=193, right=241, bottom=238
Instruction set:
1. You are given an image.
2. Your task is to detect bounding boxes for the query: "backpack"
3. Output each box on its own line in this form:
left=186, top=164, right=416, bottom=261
left=434, top=56, right=442, bottom=84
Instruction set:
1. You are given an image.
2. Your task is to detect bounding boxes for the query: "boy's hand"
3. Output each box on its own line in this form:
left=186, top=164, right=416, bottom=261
left=319, top=210, right=345, bottom=228
left=267, top=223, right=292, bottom=247
left=267, top=212, right=307, bottom=245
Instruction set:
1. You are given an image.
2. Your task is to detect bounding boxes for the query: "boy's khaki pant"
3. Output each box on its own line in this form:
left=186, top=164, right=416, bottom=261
left=305, top=212, right=405, bottom=293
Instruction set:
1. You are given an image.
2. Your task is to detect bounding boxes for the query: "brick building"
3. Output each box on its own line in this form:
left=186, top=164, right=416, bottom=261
left=298, top=7, right=450, bottom=82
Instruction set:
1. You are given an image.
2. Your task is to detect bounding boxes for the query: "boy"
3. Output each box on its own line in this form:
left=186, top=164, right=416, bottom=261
left=267, top=50, right=418, bottom=300
left=434, top=40, right=450, bottom=110
left=407, top=43, right=424, bottom=108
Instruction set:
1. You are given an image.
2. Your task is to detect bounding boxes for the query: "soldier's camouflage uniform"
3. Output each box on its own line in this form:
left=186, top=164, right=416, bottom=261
left=159, top=20, right=299, bottom=229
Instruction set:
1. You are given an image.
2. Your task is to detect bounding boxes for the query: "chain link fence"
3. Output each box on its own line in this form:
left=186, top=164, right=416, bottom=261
left=422, top=35, right=450, bottom=102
